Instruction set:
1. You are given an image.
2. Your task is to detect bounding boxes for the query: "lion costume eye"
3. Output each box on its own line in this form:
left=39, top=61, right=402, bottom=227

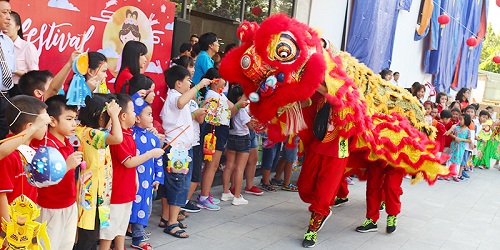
left=273, top=33, right=299, bottom=63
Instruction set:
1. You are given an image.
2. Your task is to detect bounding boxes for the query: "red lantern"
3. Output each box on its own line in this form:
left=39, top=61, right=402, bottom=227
left=252, top=6, right=263, bottom=16
left=493, top=56, right=500, bottom=64
left=438, top=14, right=450, bottom=26
left=466, top=37, right=478, bottom=47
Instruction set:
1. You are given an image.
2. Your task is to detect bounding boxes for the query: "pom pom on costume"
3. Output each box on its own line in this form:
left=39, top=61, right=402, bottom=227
left=25, top=146, right=67, bottom=188
left=0, top=195, right=51, bottom=250
left=67, top=53, right=92, bottom=107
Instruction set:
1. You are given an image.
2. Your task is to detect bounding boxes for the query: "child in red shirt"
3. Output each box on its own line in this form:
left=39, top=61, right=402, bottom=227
left=99, top=94, right=164, bottom=250
left=30, top=95, right=83, bottom=249
left=0, top=96, right=49, bottom=225
left=435, top=110, right=452, bottom=154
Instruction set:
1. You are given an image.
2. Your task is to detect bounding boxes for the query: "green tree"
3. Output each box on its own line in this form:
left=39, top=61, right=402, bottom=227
left=479, top=23, right=500, bottom=73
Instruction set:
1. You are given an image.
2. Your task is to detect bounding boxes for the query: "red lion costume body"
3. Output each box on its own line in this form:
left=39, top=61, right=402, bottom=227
left=219, top=14, right=452, bottom=247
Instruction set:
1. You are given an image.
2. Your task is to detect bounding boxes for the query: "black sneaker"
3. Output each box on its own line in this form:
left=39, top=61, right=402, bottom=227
left=181, top=200, right=201, bottom=213
left=302, top=230, right=317, bottom=248
left=387, top=215, right=397, bottom=234
left=317, top=209, right=332, bottom=232
left=333, top=197, right=348, bottom=207
left=379, top=201, right=385, bottom=211
left=355, top=218, right=378, bottom=233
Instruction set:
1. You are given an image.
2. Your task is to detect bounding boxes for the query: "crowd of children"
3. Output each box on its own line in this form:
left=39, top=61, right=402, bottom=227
left=424, top=89, right=500, bottom=183
left=0, top=29, right=304, bottom=250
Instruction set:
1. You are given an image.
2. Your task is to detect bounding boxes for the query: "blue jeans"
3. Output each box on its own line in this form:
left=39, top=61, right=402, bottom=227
left=249, top=130, right=258, bottom=149
left=162, top=146, right=193, bottom=206
left=281, top=137, right=299, bottom=162
left=261, top=141, right=282, bottom=171
left=131, top=223, right=145, bottom=246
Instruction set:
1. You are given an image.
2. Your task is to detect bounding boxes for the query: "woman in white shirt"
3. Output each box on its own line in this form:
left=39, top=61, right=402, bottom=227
left=5, top=11, right=39, bottom=96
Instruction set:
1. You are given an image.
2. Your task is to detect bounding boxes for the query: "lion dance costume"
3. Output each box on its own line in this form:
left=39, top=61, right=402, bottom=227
left=219, top=14, right=453, bottom=248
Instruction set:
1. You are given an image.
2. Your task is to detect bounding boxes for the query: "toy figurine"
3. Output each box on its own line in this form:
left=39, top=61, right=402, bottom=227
left=0, top=195, right=51, bottom=250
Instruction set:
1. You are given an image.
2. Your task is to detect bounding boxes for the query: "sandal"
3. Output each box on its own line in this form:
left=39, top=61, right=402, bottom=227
left=179, top=221, right=188, bottom=229
left=281, top=183, right=299, bottom=192
left=179, top=210, right=189, bottom=218
left=270, top=178, right=283, bottom=187
left=164, top=223, right=189, bottom=238
left=260, top=183, right=277, bottom=192
left=158, top=217, right=168, bottom=228
left=131, top=242, right=153, bottom=250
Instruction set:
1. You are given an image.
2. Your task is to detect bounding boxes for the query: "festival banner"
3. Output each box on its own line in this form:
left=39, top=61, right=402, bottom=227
left=12, top=0, right=176, bottom=127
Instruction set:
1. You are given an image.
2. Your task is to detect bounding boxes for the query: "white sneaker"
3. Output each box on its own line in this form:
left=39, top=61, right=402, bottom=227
left=221, top=192, right=234, bottom=201
left=232, top=195, right=249, bottom=205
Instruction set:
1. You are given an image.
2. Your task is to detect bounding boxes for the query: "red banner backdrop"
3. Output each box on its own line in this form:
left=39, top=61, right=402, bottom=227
left=12, top=0, right=176, bottom=130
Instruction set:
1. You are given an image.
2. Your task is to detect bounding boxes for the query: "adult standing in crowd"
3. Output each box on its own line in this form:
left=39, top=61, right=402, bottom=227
left=380, top=69, right=393, bottom=82
left=4, top=11, right=38, bottom=97
left=192, top=32, right=219, bottom=84
left=189, top=34, right=199, bottom=46
left=391, top=72, right=400, bottom=87
left=455, top=87, right=470, bottom=110
left=0, top=0, right=16, bottom=140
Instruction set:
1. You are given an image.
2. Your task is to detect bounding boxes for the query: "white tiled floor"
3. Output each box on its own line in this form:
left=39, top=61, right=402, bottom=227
left=139, top=167, right=500, bottom=249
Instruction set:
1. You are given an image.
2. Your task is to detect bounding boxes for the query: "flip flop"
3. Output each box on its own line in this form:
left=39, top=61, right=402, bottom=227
left=131, top=243, right=153, bottom=250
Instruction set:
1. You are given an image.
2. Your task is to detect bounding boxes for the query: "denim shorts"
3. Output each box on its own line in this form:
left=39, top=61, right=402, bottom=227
left=227, top=134, right=251, bottom=153
left=249, top=130, right=258, bottom=149
left=261, top=141, right=282, bottom=171
left=161, top=146, right=193, bottom=206
left=281, top=137, right=299, bottom=162
left=191, top=145, right=203, bottom=183
left=203, top=124, right=229, bottom=151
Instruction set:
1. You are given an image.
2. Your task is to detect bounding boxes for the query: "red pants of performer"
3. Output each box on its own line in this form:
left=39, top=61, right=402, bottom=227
left=297, top=149, right=349, bottom=217
left=337, top=177, right=349, bottom=199
left=366, top=164, right=405, bottom=222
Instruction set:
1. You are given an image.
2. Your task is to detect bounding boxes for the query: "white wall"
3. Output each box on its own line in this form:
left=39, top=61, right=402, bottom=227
left=390, top=1, right=432, bottom=89
left=308, top=0, right=349, bottom=49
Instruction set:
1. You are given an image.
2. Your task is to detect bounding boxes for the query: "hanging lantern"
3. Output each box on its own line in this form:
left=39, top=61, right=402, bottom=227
left=252, top=6, right=263, bottom=16
left=466, top=37, right=478, bottom=48
left=437, top=14, right=450, bottom=28
left=493, top=56, right=500, bottom=64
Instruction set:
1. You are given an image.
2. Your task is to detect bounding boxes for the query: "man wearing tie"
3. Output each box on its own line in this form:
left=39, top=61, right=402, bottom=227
left=0, top=0, right=16, bottom=140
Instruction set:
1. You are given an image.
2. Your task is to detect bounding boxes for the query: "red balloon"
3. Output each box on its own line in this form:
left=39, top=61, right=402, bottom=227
left=252, top=6, right=263, bottom=16
left=466, top=37, right=478, bottom=47
left=438, top=14, right=450, bottom=25
left=493, top=56, right=500, bottom=64
left=497, top=0, right=500, bottom=7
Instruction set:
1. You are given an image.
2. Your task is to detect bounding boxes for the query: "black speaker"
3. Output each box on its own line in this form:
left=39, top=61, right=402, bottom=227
left=171, top=17, right=191, bottom=59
